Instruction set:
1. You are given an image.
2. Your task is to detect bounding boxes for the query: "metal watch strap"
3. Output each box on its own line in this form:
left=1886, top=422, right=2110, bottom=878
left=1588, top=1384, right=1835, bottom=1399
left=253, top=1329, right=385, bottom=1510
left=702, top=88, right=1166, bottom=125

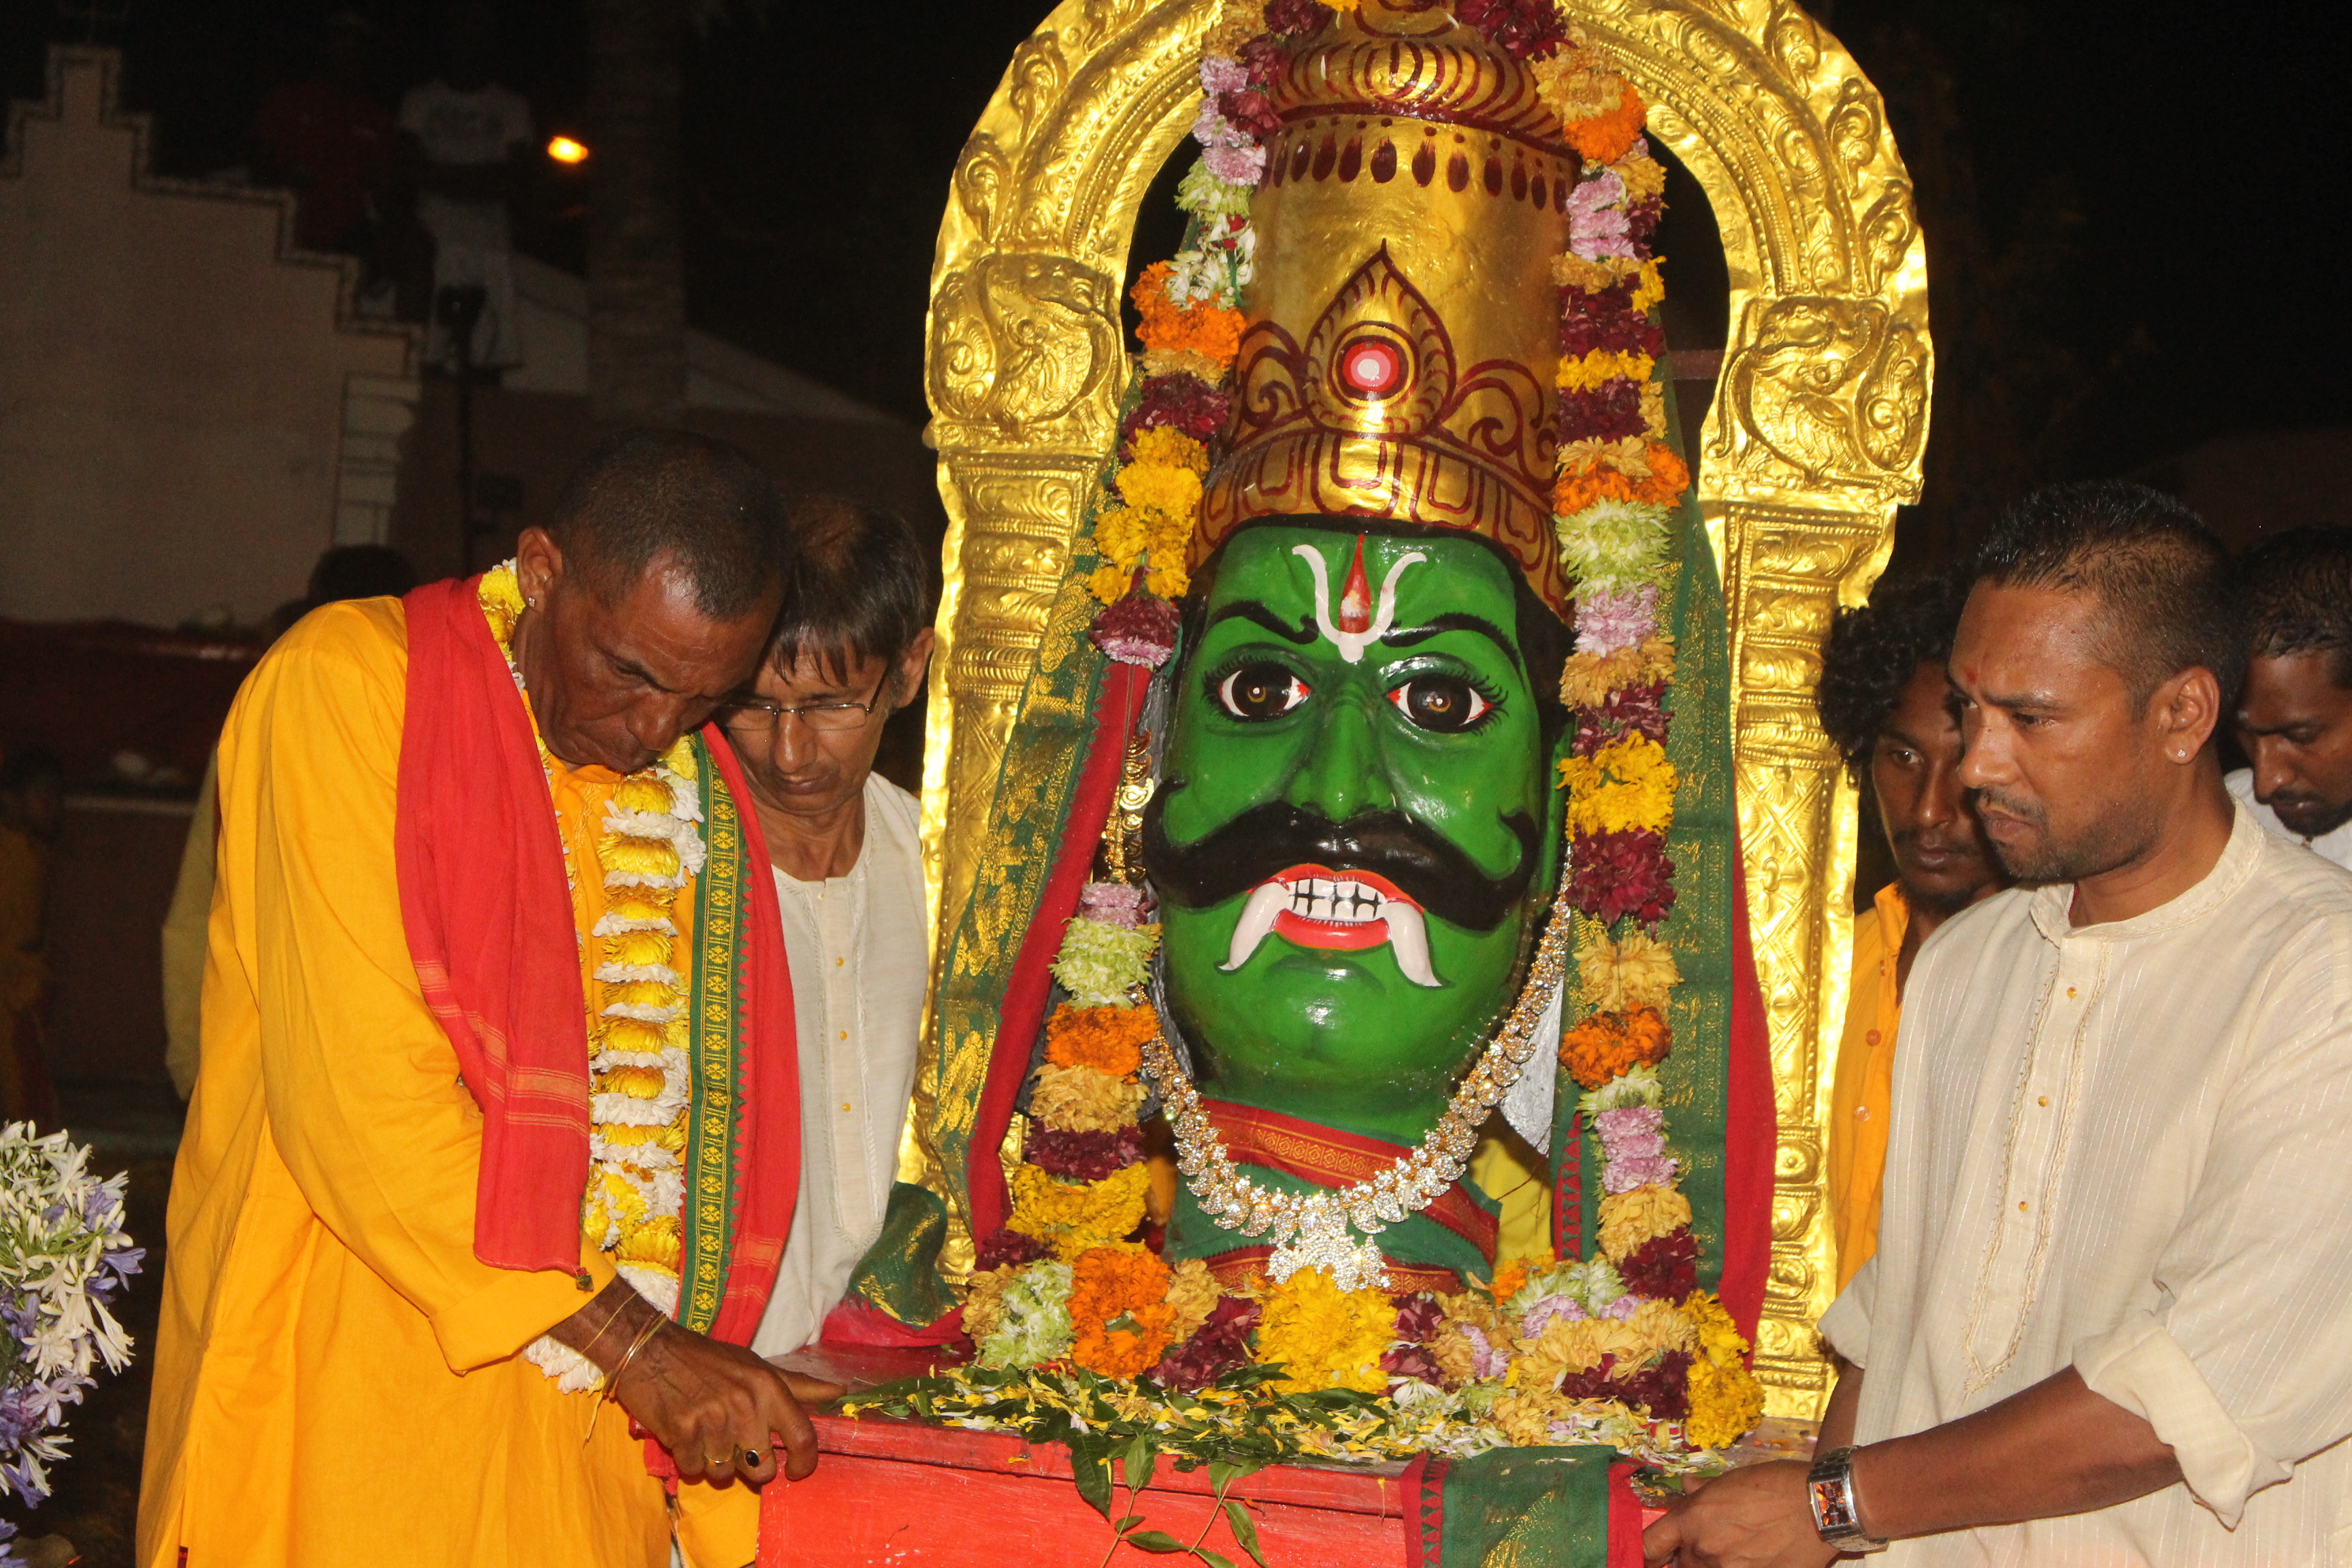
left=1807, top=1445, right=1890, bottom=1554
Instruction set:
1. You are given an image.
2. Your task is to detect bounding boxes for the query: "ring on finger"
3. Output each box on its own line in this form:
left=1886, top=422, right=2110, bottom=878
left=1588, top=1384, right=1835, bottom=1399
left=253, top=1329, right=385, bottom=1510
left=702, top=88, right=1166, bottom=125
left=740, top=1447, right=765, bottom=1469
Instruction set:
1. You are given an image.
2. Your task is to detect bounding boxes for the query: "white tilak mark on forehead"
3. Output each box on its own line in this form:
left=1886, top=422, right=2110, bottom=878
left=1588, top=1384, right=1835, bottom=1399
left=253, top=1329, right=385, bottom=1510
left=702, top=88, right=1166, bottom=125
left=1291, top=544, right=1428, bottom=664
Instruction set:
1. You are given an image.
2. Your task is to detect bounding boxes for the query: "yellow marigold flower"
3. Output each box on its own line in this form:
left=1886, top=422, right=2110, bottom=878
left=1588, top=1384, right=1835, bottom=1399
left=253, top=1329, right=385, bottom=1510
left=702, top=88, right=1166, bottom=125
left=1682, top=1289, right=1750, bottom=1367
left=1627, top=1298, right=1698, bottom=1358
left=1140, top=346, right=1229, bottom=385
left=1088, top=564, right=1134, bottom=606
left=962, top=1266, right=1015, bottom=1344
left=595, top=1063, right=670, bottom=1099
left=1252, top=1267, right=1393, bottom=1395
left=1598, top=1183, right=1693, bottom=1261
left=1491, top=1390, right=1573, bottom=1447
left=1578, top=928, right=1682, bottom=1015
left=596, top=1120, right=682, bottom=1152
left=598, top=1017, right=667, bottom=1054
left=1685, top=1354, right=1767, bottom=1449
left=1614, top=152, right=1667, bottom=203
left=600, top=835, right=681, bottom=879
left=1144, top=562, right=1192, bottom=602
left=1007, top=1162, right=1152, bottom=1260
left=606, top=928, right=674, bottom=968
left=1514, top=1314, right=1652, bottom=1389
left=1163, top=1257, right=1222, bottom=1344
left=604, top=979, right=678, bottom=1013
left=1630, top=257, right=1667, bottom=316
left=661, top=737, right=697, bottom=781
left=1551, top=252, right=1643, bottom=293
left=1638, top=378, right=1667, bottom=440
left=1556, top=635, right=1678, bottom=711
left=1556, top=436, right=1653, bottom=479
left=1028, top=1062, right=1147, bottom=1134
left=1556, top=732, right=1678, bottom=838
left=604, top=889, right=676, bottom=928
left=1556, top=348, right=1656, bottom=393
left=1115, top=459, right=1204, bottom=528
left=617, top=1217, right=682, bottom=1273
left=1094, top=504, right=1150, bottom=566
left=1128, top=425, right=1209, bottom=474
left=613, top=775, right=674, bottom=815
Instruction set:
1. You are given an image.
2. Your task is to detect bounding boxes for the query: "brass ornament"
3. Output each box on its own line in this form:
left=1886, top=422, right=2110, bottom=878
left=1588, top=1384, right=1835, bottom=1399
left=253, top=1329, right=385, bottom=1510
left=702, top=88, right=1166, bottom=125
left=918, top=0, right=1928, bottom=1419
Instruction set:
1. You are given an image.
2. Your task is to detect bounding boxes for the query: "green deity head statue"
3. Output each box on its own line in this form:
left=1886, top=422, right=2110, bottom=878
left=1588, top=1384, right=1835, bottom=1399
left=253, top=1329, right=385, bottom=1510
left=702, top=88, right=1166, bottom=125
left=1143, top=523, right=1571, bottom=1148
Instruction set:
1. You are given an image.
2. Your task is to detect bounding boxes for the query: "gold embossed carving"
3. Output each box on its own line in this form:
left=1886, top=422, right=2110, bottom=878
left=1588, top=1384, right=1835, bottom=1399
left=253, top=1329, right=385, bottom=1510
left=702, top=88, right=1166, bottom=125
left=921, top=0, right=1928, bottom=1416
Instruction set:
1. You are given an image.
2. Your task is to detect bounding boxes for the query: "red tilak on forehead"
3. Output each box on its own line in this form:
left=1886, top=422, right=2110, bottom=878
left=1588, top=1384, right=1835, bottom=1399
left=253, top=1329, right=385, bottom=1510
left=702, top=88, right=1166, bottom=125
left=1338, top=534, right=1373, bottom=635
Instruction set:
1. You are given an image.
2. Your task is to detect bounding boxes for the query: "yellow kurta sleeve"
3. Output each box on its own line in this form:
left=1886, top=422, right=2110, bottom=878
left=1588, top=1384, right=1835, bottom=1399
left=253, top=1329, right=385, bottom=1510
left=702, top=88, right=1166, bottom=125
left=1826, top=888, right=1906, bottom=1291
left=227, top=602, right=614, bottom=1367
left=159, top=754, right=216, bottom=1100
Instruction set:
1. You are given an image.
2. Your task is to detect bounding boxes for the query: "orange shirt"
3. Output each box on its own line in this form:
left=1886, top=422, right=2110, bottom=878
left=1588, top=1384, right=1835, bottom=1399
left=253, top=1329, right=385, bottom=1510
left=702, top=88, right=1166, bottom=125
left=1827, top=882, right=1908, bottom=1292
left=142, top=600, right=672, bottom=1568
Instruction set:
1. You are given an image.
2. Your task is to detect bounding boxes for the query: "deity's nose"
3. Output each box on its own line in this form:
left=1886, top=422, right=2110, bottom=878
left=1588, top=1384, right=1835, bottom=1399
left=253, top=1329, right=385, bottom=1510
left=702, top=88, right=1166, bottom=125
left=1281, top=685, right=1396, bottom=823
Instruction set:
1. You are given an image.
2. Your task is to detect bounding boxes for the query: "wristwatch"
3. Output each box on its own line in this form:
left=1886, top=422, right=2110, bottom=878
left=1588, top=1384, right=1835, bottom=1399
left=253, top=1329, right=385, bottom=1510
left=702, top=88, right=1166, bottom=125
left=1807, top=1445, right=1890, bottom=1554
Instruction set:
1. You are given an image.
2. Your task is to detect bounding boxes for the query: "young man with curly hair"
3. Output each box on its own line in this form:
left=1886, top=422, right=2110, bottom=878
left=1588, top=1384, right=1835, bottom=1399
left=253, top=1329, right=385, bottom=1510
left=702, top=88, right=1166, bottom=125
left=2230, top=523, right=2352, bottom=868
left=1813, top=574, right=2004, bottom=1288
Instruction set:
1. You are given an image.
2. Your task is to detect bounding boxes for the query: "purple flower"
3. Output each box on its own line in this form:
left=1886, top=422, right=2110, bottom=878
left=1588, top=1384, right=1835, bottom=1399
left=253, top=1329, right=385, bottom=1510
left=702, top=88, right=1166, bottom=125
left=1520, top=1292, right=1587, bottom=1335
left=1088, top=593, right=1183, bottom=668
left=1202, top=140, right=1268, bottom=186
left=1076, top=881, right=1151, bottom=928
left=1574, top=583, right=1659, bottom=657
left=1462, top=1323, right=1512, bottom=1379
left=1199, top=55, right=1247, bottom=97
left=1603, top=1154, right=1680, bottom=1193
left=1192, top=101, right=1245, bottom=150
left=1594, top=1105, right=1664, bottom=1142
left=1599, top=1294, right=1641, bottom=1321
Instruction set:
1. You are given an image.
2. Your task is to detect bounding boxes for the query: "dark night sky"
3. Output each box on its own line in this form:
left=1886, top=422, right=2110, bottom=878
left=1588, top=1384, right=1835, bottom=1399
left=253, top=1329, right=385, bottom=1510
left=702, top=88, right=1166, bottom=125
left=6, top=0, right=2349, bottom=513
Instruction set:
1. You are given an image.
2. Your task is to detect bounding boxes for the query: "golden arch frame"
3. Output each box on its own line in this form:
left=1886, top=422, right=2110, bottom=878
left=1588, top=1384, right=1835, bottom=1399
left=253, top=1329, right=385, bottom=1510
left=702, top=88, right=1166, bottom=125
left=915, top=0, right=1929, bottom=1419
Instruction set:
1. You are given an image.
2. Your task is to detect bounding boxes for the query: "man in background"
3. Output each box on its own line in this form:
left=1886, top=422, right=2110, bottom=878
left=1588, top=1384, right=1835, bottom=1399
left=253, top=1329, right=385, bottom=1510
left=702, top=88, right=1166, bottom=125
left=2230, top=522, right=2352, bottom=868
left=250, top=10, right=395, bottom=259
left=1813, top=574, right=2004, bottom=1288
left=395, top=2, right=534, bottom=372
left=0, top=745, right=64, bottom=1125
left=1654, top=483, right=2352, bottom=1565
left=685, top=497, right=934, bottom=1566
left=161, top=544, right=419, bottom=1100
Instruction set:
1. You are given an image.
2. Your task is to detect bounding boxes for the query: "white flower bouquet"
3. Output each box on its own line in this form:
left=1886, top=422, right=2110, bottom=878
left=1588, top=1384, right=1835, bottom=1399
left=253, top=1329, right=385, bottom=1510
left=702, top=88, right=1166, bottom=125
left=0, top=1124, right=143, bottom=1563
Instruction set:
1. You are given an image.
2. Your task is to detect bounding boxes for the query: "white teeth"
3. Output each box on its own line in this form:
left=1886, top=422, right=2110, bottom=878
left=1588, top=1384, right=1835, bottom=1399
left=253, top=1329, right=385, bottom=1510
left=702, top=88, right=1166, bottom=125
left=1219, top=875, right=1446, bottom=987
left=1284, top=876, right=1386, bottom=924
left=1384, top=900, right=1442, bottom=988
left=1222, top=881, right=1289, bottom=972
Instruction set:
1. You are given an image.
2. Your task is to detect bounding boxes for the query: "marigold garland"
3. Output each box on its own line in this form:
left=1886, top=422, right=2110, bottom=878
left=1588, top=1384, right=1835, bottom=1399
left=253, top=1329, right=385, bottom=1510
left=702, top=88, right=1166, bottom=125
left=1557, top=732, right=1678, bottom=838
left=1560, top=1007, right=1673, bottom=1090
left=1043, top=1002, right=1158, bottom=1077
left=1252, top=1266, right=1394, bottom=1396
left=1069, top=1246, right=1179, bottom=1379
left=1007, top=1162, right=1153, bottom=1262
left=481, top=563, right=703, bottom=1394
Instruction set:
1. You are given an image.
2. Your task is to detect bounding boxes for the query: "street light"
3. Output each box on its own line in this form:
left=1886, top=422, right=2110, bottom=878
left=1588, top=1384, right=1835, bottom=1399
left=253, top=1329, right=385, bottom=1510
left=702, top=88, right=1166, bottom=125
left=546, top=135, right=589, bottom=165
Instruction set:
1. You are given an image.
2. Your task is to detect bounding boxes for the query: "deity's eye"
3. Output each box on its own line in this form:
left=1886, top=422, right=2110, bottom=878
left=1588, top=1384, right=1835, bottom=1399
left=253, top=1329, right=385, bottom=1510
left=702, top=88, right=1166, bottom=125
left=1388, top=676, right=1494, bottom=733
left=1215, top=664, right=1312, bottom=721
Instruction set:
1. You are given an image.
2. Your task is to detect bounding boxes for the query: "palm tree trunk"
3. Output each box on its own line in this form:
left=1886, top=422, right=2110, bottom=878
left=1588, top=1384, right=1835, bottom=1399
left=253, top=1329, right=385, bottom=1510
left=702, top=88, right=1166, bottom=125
left=585, top=0, right=688, bottom=427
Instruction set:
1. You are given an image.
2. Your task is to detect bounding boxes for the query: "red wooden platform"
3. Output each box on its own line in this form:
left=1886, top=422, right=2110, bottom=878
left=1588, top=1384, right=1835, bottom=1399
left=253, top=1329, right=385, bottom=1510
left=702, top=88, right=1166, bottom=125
left=753, top=1345, right=1755, bottom=1567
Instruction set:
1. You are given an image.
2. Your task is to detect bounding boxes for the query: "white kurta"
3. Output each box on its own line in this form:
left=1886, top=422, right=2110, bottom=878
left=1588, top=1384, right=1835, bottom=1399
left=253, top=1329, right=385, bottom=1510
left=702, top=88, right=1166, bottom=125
left=749, top=775, right=927, bottom=1358
left=2226, top=767, right=2352, bottom=870
left=1821, top=802, right=2352, bottom=1566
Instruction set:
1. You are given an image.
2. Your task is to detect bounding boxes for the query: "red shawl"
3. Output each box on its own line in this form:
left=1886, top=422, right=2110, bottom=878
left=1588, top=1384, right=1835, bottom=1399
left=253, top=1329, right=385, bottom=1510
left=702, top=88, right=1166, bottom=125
left=395, top=576, right=798, bottom=1344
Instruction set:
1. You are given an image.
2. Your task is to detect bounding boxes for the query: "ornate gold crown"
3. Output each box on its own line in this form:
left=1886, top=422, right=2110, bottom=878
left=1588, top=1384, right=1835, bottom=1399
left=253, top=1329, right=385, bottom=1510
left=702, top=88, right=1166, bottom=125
left=1195, top=0, right=1576, bottom=615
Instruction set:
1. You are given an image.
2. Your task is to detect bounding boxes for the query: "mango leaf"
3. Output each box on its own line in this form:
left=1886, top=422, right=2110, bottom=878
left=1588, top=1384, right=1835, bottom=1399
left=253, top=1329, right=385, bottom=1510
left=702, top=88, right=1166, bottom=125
left=1123, top=1432, right=1158, bottom=1491
left=1197, top=1551, right=1238, bottom=1568
left=1222, top=1499, right=1267, bottom=1568
left=1068, top=1436, right=1115, bottom=1520
left=1124, top=1531, right=1190, bottom=1554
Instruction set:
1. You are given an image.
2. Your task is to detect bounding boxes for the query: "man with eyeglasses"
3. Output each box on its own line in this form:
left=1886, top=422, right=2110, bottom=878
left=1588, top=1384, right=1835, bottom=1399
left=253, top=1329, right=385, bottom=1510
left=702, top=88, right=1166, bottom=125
left=673, top=495, right=935, bottom=1561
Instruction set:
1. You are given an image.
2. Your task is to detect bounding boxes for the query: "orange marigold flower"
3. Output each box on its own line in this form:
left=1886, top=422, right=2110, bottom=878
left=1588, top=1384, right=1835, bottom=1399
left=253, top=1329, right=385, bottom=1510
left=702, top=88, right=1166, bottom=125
left=1043, top=1002, right=1158, bottom=1077
left=1131, top=261, right=1245, bottom=371
left=1564, top=80, right=1646, bottom=165
left=1560, top=1006, right=1673, bottom=1090
left=1553, top=446, right=1688, bottom=517
left=1068, top=1245, right=1178, bottom=1379
left=1489, top=1258, right=1532, bottom=1303
left=1633, top=442, right=1688, bottom=504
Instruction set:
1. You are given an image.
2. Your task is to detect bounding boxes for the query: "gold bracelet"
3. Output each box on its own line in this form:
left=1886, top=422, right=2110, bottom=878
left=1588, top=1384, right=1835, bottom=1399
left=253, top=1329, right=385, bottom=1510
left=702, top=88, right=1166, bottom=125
left=581, top=1290, right=634, bottom=1363
left=583, top=1312, right=667, bottom=1446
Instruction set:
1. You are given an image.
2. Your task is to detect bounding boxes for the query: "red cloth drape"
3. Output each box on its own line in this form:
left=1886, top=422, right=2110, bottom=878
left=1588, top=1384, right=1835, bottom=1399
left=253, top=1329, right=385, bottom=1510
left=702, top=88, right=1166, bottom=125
left=1717, top=839, right=1775, bottom=1345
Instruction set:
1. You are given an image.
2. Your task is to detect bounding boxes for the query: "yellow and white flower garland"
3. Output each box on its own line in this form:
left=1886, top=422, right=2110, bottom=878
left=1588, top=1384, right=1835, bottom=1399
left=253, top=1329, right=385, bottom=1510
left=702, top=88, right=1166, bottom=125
left=475, top=565, right=704, bottom=1392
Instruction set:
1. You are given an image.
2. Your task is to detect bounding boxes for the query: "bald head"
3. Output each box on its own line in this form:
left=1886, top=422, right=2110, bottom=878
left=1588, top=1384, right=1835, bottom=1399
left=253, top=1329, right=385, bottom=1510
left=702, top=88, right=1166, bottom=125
left=546, top=428, right=789, bottom=619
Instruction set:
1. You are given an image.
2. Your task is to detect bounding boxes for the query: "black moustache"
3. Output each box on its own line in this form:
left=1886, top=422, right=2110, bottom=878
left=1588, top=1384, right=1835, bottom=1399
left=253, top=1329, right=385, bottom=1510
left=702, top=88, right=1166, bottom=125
left=1141, top=788, right=1539, bottom=932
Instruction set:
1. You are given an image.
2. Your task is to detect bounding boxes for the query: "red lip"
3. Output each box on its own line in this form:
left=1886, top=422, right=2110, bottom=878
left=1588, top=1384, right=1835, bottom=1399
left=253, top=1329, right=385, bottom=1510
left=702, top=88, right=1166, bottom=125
left=1264, top=864, right=1417, bottom=952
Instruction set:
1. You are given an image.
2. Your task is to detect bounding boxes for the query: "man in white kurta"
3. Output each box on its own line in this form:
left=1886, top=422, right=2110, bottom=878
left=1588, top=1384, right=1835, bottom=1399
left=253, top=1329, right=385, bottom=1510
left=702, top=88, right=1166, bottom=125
left=1822, top=802, right=2352, bottom=1564
left=751, top=770, right=926, bottom=1355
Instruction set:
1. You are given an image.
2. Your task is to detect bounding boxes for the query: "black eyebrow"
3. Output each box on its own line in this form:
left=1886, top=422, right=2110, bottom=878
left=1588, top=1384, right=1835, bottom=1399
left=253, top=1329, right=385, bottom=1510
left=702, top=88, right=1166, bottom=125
left=1383, top=613, right=1519, bottom=666
left=1205, top=601, right=1315, bottom=645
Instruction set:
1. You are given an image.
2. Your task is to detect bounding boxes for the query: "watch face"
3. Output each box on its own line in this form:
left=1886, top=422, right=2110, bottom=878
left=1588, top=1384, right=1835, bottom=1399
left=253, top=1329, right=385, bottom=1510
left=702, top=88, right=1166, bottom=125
left=1812, top=1476, right=1858, bottom=1533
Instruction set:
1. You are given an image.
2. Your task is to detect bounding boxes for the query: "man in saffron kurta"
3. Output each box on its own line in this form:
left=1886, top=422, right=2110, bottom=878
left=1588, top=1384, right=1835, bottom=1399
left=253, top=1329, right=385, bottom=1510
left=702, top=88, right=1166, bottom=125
left=142, top=431, right=826, bottom=1568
